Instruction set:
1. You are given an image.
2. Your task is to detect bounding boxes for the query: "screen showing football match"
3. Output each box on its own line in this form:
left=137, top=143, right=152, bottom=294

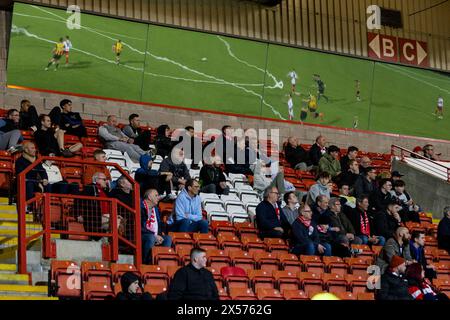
left=6, top=2, right=450, bottom=140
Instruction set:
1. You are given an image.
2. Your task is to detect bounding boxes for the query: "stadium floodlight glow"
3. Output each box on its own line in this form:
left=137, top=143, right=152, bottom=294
left=66, top=5, right=81, bottom=30
left=367, top=5, right=381, bottom=30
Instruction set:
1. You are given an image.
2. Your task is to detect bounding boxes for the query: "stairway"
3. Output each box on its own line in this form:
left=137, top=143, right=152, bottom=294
left=0, top=198, right=57, bottom=300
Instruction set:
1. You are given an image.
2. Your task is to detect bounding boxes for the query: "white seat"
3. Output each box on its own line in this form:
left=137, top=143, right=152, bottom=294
left=240, top=192, right=260, bottom=204
left=200, top=193, right=220, bottom=201
left=220, top=194, right=241, bottom=202
left=109, top=169, right=123, bottom=180
left=151, top=163, right=160, bottom=171
left=204, top=203, right=226, bottom=213
left=207, top=211, right=230, bottom=222
left=184, top=158, right=193, bottom=169
left=104, top=149, right=123, bottom=157
left=229, top=212, right=250, bottom=223
left=107, top=158, right=126, bottom=167
left=226, top=203, right=246, bottom=214
left=189, top=169, right=200, bottom=179
left=234, top=182, right=253, bottom=190
left=123, top=152, right=141, bottom=171
left=228, top=173, right=247, bottom=183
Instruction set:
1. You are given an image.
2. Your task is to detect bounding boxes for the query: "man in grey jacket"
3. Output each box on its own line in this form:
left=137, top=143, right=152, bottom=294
left=376, top=226, right=415, bottom=274
left=98, top=115, right=146, bottom=163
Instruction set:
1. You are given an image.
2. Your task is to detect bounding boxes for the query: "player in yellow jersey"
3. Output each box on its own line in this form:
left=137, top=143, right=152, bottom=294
left=45, top=38, right=65, bottom=71
left=112, top=40, right=123, bottom=64
left=303, top=93, right=324, bottom=122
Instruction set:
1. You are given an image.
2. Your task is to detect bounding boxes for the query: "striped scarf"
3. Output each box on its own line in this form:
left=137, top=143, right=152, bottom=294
left=360, top=210, right=371, bottom=236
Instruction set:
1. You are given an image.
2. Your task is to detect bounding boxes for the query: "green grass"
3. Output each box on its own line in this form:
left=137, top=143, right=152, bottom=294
left=6, top=2, right=450, bottom=140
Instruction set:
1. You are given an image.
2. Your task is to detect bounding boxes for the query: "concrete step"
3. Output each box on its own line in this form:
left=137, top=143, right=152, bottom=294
left=0, top=264, right=16, bottom=274
left=0, top=212, right=33, bottom=222
left=0, top=273, right=29, bottom=285
left=0, top=295, right=58, bottom=300
left=0, top=284, right=48, bottom=296
left=0, top=221, right=42, bottom=230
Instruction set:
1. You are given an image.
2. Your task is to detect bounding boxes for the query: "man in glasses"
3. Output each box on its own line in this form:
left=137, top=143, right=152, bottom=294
left=256, top=186, right=288, bottom=239
left=423, top=144, right=441, bottom=161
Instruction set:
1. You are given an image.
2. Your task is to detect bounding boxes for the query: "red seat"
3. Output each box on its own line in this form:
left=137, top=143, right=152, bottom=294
left=86, top=127, right=98, bottom=137
left=206, top=267, right=223, bottom=289
left=234, top=222, right=257, bottom=237
left=168, top=232, right=194, bottom=247
left=437, top=250, right=450, bottom=262
left=220, top=266, right=249, bottom=289
left=81, top=261, right=112, bottom=287
left=351, top=244, right=374, bottom=259
left=176, top=247, right=192, bottom=265
left=278, top=253, right=302, bottom=273
left=298, top=272, right=324, bottom=297
left=323, top=256, right=348, bottom=276
left=345, top=274, right=369, bottom=294
left=217, top=233, right=242, bottom=251
left=207, top=249, right=231, bottom=270
left=143, top=284, right=168, bottom=297
left=300, top=255, right=325, bottom=274
left=229, top=250, right=256, bottom=272
left=140, top=265, right=169, bottom=287
left=264, top=238, right=289, bottom=253
left=436, top=261, right=450, bottom=279
left=81, top=137, right=103, bottom=148
left=152, top=247, right=179, bottom=267
left=217, top=287, right=231, bottom=300
left=282, top=289, right=308, bottom=300
left=67, top=221, right=89, bottom=241
left=167, top=266, right=181, bottom=280
left=357, top=292, right=375, bottom=300
left=228, top=287, right=257, bottom=300
left=241, top=234, right=266, bottom=254
left=82, top=281, right=114, bottom=300
left=83, top=119, right=98, bottom=128
left=273, top=270, right=300, bottom=292
left=345, top=257, right=372, bottom=276
left=193, top=233, right=219, bottom=250
left=110, top=263, right=139, bottom=283
left=248, top=269, right=275, bottom=291
left=50, top=260, right=81, bottom=298
left=211, top=221, right=235, bottom=236
left=336, top=291, right=357, bottom=300
left=253, top=252, right=279, bottom=272
left=256, top=288, right=284, bottom=300
left=323, top=273, right=348, bottom=294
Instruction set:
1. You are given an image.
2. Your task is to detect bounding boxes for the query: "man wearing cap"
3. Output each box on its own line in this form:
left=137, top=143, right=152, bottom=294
left=376, top=227, right=415, bottom=274
left=318, top=145, right=341, bottom=179
left=391, top=171, right=404, bottom=182
left=377, top=255, right=413, bottom=300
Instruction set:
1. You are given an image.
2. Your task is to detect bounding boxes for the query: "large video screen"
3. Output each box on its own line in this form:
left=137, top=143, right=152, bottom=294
left=7, top=2, right=450, bottom=140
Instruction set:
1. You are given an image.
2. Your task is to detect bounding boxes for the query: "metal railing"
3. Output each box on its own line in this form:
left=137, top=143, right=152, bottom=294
left=17, top=156, right=141, bottom=274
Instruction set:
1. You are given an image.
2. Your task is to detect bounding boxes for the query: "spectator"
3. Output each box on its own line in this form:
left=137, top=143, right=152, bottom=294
left=141, top=189, right=172, bottom=264
left=15, top=142, right=48, bottom=201
left=372, top=201, right=403, bottom=241
left=281, top=191, right=299, bottom=226
left=327, top=197, right=362, bottom=247
left=358, top=156, right=372, bottom=173
left=409, top=231, right=437, bottom=280
left=369, top=178, right=395, bottom=213
left=34, top=115, right=82, bottom=157
left=225, top=137, right=252, bottom=175
left=315, top=214, right=334, bottom=257
left=122, top=113, right=152, bottom=151
left=311, top=195, right=329, bottom=224
left=49, top=99, right=87, bottom=138
left=340, top=146, right=359, bottom=173
left=290, top=203, right=330, bottom=256
left=98, top=115, right=147, bottom=163
left=377, top=256, right=413, bottom=301
left=308, top=135, right=327, bottom=166
left=182, top=126, right=202, bottom=169
left=283, top=137, right=311, bottom=170
left=0, top=109, right=23, bottom=153
left=376, top=227, right=414, bottom=275
left=82, top=149, right=112, bottom=186
left=338, top=183, right=356, bottom=210
left=405, top=263, right=446, bottom=301
left=109, top=175, right=134, bottom=208
left=348, top=196, right=385, bottom=246
left=422, top=144, right=441, bottom=161
left=172, top=179, right=208, bottom=233
left=255, top=186, right=285, bottom=239
left=155, top=124, right=174, bottom=158
left=390, top=170, right=404, bottom=182
left=167, top=248, right=219, bottom=300
left=411, top=146, right=423, bottom=159
left=42, top=154, right=79, bottom=195
left=318, top=145, right=341, bottom=177
left=437, top=206, right=450, bottom=254
left=159, top=148, right=190, bottom=191
left=306, top=171, right=331, bottom=206
left=339, top=159, right=360, bottom=190
left=199, top=156, right=229, bottom=195
left=19, top=99, right=39, bottom=131
left=116, top=272, right=152, bottom=300
left=353, top=166, right=377, bottom=199
left=390, top=180, right=420, bottom=223
left=215, top=125, right=236, bottom=167
left=135, top=154, right=171, bottom=198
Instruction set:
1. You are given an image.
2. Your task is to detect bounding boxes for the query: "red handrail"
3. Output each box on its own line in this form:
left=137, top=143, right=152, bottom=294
left=17, top=156, right=141, bottom=274
left=391, top=144, right=450, bottom=182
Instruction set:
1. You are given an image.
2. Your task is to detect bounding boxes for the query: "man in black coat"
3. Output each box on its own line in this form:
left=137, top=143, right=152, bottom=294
left=340, top=146, right=358, bottom=173
left=19, top=100, right=39, bottom=131
left=372, top=201, right=402, bottom=241
left=49, top=99, right=87, bottom=138
left=308, top=135, right=327, bottom=167
left=283, top=136, right=311, bottom=170
left=199, top=156, right=229, bottom=195
left=255, top=186, right=287, bottom=239
left=369, top=178, right=395, bottom=213
left=438, top=206, right=450, bottom=254
left=167, top=248, right=219, bottom=300
left=353, top=166, right=377, bottom=198
left=377, top=255, right=413, bottom=300
left=409, top=230, right=437, bottom=280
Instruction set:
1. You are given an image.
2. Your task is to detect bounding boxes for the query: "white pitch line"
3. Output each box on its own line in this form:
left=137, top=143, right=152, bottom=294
left=386, top=63, right=450, bottom=84
left=22, top=7, right=286, bottom=119
left=379, top=63, right=450, bottom=95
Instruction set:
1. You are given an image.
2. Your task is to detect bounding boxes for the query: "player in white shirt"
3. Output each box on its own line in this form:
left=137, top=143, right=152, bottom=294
left=63, top=36, right=72, bottom=65
left=287, top=69, right=298, bottom=93
left=287, top=93, right=294, bottom=120
left=435, top=96, right=444, bottom=119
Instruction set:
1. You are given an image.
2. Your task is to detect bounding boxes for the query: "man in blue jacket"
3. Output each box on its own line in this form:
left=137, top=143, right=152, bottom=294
left=256, top=186, right=289, bottom=239
left=172, top=179, right=209, bottom=233
left=141, top=189, right=172, bottom=264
